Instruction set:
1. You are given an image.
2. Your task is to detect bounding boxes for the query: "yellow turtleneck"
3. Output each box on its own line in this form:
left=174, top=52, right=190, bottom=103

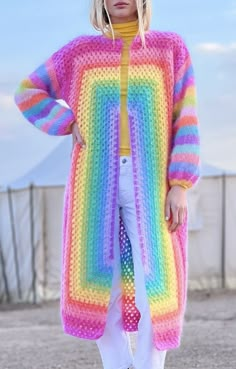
left=105, top=19, right=139, bottom=156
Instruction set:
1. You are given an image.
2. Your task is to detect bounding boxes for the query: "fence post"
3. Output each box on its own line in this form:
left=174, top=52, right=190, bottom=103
left=221, top=172, right=226, bottom=288
left=29, top=183, right=37, bottom=304
left=7, top=187, right=22, bottom=300
left=0, top=240, right=10, bottom=303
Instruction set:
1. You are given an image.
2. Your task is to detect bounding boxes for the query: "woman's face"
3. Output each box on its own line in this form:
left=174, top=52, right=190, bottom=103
left=105, top=0, right=138, bottom=23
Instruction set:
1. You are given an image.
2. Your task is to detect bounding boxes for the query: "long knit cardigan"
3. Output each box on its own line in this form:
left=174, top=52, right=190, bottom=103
left=14, top=30, right=201, bottom=350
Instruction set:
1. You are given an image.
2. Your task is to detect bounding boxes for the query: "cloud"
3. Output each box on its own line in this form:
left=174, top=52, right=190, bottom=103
left=0, top=92, right=15, bottom=110
left=230, top=8, right=236, bottom=16
left=195, top=42, right=236, bottom=55
left=226, top=0, right=236, bottom=17
left=223, top=0, right=236, bottom=18
left=217, top=93, right=236, bottom=105
left=224, top=8, right=236, bottom=17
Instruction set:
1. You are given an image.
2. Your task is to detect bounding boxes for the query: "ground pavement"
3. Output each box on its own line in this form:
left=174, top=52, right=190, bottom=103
left=0, top=289, right=235, bottom=369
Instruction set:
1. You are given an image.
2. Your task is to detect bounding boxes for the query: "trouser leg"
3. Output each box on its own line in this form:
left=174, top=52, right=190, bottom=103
left=119, top=156, right=167, bottom=369
left=95, top=169, right=134, bottom=369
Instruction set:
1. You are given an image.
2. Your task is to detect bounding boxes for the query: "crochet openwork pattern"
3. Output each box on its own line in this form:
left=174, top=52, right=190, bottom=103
left=15, top=30, right=200, bottom=350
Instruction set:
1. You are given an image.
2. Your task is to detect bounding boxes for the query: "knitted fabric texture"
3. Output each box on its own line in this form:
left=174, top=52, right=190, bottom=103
left=105, top=18, right=139, bottom=156
left=14, top=30, right=201, bottom=350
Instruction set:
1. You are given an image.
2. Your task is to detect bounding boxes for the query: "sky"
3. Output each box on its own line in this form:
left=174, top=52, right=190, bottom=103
left=0, top=0, right=236, bottom=184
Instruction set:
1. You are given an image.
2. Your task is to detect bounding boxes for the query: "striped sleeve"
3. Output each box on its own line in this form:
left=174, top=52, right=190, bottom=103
left=168, top=34, right=201, bottom=190
left=14, top=49, right=75, bottom=136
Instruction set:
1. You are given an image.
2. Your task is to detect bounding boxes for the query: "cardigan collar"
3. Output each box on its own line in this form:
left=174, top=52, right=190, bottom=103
left=98, top=28, right=154, bottom=50
left=104, top=18, right=139, bottom=40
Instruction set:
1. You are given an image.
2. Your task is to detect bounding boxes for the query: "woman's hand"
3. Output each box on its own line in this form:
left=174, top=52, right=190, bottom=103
left=71, top=121, right=86, bottom=151
left=165, top=185, right=187, bottom=232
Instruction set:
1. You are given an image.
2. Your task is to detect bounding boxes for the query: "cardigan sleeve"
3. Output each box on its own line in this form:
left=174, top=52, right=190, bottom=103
left=168, top=34, right=201, bottom=190
left=14, top=47, right=76, bottom=136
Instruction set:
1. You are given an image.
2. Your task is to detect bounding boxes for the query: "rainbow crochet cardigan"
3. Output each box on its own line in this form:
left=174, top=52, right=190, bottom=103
left=14, top=30, right=201, bottom=350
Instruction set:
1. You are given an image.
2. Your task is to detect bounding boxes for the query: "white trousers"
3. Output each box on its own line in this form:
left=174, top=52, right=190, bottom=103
left=96, top=156, right=167, bottom=369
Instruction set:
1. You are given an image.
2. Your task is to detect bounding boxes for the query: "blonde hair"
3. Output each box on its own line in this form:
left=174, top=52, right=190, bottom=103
left=90, top=0, right=152, bottom=48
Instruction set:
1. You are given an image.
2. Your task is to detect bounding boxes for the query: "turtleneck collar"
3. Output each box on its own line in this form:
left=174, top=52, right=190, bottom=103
left=104, top=18, right=139, bottom=40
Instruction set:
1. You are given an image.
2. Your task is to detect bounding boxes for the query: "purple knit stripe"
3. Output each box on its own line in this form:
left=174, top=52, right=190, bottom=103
left=174, top=106, right=196, bottom=119
left=41, top=109, right=74, bottom=135
left=62, top=313, right=105, bottom=340
left=175, top=135, right=199, bottom=145
left=28, top=99, right=56, bottom=123
left=30, top=71, right=49, bottom=93
left=153, top=326, right=181, bottom=350
left=169, top=171, right=199, bottom=182
left=174, top=78, right=194, bottom=104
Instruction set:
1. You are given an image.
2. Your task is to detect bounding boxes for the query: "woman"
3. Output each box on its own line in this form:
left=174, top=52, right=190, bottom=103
left=14, top=0, right=201, bottom=368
